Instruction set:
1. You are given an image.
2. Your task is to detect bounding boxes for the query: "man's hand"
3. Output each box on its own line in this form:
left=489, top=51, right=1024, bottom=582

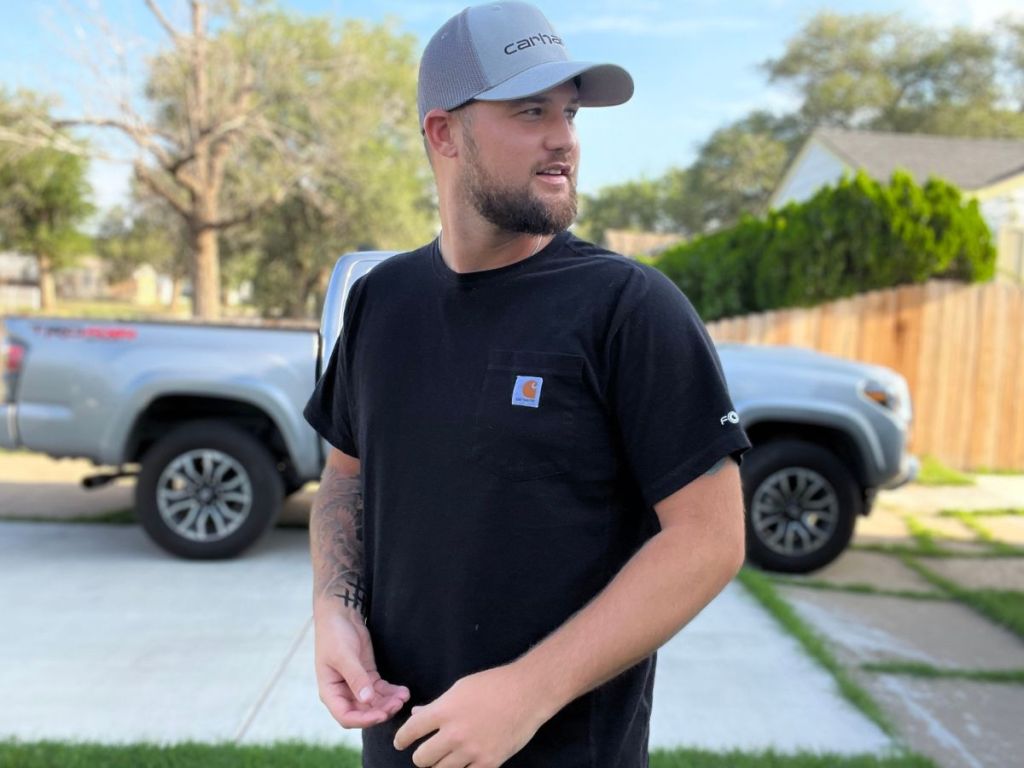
left=314, top=606, right=410, bottom=728
left=393, top=664, right=543, bottom=768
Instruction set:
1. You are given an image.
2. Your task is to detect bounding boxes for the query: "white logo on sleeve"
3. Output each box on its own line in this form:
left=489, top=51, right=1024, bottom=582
left=512, top=375, right=543, bottom=408
left=720, top=410, right=740, bottom=425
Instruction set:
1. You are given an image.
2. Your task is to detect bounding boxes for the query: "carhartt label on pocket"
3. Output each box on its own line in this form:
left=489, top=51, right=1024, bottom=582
left=511, top=376, right=543, bottom=408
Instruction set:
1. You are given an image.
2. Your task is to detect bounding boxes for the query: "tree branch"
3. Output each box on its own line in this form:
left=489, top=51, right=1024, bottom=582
left=208, top=184, right=292, bottom=231
left=145, top=0, right=182, bottom=43
left=55, top=115, right=204, bottom=197
left=134, top=161, right=192, bottom=220
left=0, top=125, right=88, bottom=159
left=56, top=116, right=172, bottom=165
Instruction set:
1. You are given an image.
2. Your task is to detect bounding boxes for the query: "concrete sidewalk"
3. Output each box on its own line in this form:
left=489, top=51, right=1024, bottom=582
left=0, top=520, right=893, bottom=756
left=4, top=451, right=1023, bottom=765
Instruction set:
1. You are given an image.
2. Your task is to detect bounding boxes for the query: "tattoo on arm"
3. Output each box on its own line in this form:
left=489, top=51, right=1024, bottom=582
left=334, top=578, right=368, bottom=614
left=310, top=463, right=367, bottom=618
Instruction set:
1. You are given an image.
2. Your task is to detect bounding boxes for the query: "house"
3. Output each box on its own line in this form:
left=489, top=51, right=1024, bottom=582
left=56, top=255, right=107, bottom=301
left=770, top=128, right=1024, bottom=283
left=0, top=251, right=40, bottom=310
left=603, top=229, right=682, bottom=259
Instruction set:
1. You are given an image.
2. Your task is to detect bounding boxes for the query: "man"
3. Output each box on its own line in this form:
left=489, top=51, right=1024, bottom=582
left=303, top=2, right=751, bottom=766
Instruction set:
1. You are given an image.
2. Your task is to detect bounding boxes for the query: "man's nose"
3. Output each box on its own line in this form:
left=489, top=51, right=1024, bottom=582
left=543, top=113, right=577, bottom=154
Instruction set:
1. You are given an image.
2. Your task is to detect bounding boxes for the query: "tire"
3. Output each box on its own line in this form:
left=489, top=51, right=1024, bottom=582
left=741, top=439, right=862, bottom=574
left=136, top=420, right=284, bottom=559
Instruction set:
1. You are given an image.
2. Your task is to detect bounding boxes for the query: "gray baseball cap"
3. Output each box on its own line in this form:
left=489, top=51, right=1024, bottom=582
left=417, top=1, right=634, bottom=126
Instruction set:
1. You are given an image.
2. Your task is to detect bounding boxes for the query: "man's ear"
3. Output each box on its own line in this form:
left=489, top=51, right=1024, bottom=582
left=423, top=109, right=460, bottom=159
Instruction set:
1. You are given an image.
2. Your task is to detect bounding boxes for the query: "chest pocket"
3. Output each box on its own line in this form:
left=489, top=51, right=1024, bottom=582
left=470, top=350, right=584, bottom=482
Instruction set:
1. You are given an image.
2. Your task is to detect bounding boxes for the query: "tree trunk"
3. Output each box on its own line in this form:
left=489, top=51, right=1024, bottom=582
left=169, top=275, right=183, bottom=311
left=37, top=254, right=57, bottom=312
left=191, top=226, right=221, bottom=319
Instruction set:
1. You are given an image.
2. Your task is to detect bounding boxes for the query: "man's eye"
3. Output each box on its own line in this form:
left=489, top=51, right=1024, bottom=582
left=521, top=107, right=542, bottom=116
left=566, top=109, right=579, bottom=121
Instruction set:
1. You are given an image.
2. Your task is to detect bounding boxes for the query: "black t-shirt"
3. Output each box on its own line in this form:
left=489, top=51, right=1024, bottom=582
left=304, top=231, right=750, bottom=768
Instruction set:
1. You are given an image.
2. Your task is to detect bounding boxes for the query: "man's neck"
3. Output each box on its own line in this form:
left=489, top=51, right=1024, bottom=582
left=438, top=207, right=555, bottom=274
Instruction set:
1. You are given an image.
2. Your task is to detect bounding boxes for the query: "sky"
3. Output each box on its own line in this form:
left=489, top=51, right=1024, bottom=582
left=0, top=0, right=1021, bottom=214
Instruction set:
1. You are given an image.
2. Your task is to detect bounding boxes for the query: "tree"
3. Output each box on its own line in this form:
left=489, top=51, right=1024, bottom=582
left=576, top=178, right=666, bottom=244
left=578, top=12, right=1024, bottom=243
left=0, top=89, right=94, bottom=310
left=217, top=18, right=434, bottom=318
left=998, top=16, right=1024, bottom=112
left=676, top=111, right=801, bottom=233
left=763, top=12, right=1024, bottom=137
left=577, top=111, right=802, bottom=240
left=41, top=1, right=429, bottom=320
left=95, top=192, right=190, bottom=309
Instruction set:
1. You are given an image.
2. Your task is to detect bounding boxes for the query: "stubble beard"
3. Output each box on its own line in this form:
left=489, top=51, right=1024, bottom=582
left=459, top=129, right=577, bottom=236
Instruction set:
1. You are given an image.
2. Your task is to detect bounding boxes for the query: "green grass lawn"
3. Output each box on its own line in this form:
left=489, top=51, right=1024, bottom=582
left=7, top=299, right=191, bottom=321
left=0, top=741, right=936, bottom=768
left=901, top=556, right=1024, bottom=640
left=914, top=455, right=974, bottom=486
left=860, top=661, right=1024, bottom=685
left=737, top=568, right=893, bottom=736
left=939, top=508, right=1024, bottom=518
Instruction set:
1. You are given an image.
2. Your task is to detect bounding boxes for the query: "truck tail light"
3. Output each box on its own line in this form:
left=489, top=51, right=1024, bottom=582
left=5, top=341, right=24, bottom=374
left=3, top=339, right=25, bottom=402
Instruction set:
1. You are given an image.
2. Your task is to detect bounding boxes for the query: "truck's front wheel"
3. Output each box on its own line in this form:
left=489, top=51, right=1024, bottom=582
left=136, top=421, right=283, bottom=559
left=742, top=439, right=862, bottom=573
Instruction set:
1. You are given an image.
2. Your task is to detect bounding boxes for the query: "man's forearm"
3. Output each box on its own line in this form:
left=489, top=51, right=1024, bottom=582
left=310, top=462, right=367, bottom=618
left=512, top=469, right=746, bottom=723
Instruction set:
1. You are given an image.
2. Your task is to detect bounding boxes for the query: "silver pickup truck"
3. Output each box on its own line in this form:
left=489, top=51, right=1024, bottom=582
left=1, top=250, right=917, bottom=571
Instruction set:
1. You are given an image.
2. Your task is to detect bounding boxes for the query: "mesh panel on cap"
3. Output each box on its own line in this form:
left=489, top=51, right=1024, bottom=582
left=417, top=11, right=490, bottom=124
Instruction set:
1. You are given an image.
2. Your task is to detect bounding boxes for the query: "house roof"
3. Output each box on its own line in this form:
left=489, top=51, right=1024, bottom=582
left=813, top=127, right=1024, bottom=191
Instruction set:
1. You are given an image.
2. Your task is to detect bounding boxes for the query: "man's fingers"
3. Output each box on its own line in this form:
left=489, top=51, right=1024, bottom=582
left=334, top=656, right=379, bottom=704
left=334, top=708, right=388, bottom=729
left=394, top=703, right=441, bottom=750
left=379, top=694, right=407, bottom=716
left=374, top=678, right=411, bottom=701
left=435, top=753, right=471, bottom=768
left=411, top=730, right=455, bottom=768
left=318, top=680, right=392, bottom=729
left=321, top=690, right=399, bottom=729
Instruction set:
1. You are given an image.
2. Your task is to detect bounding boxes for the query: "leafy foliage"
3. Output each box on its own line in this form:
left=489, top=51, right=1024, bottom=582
left=654, top=170, right=995, bottom=321
left=576, top=178, right=665, bottom=244
left=0, top=88, right=94, bottom=308
left=95, top=196, right=189, bottom=287
left=34, top=3, right=433, bottom=319
left=214, top=18, right=435, bottom=318
left=764, top=13, right=1024, bottom=137
left=577, top=12, right=1024, bottom=244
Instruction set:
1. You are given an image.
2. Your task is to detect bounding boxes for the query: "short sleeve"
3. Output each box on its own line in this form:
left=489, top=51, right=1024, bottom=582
left=608, top=266, right=750, bottom=508
left=303, top=277, right=365, bottom=458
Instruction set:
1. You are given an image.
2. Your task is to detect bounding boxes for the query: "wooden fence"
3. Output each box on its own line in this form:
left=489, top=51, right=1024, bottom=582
left=705, top=280, right=1024, bottom=471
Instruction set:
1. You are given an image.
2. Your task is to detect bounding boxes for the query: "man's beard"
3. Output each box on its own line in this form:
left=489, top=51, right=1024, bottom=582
left=459, top=131, right=577, bottom=235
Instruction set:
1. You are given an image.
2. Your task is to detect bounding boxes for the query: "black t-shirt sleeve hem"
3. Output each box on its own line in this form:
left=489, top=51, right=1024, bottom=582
left=642, top=430, right=751, bottom=509
left=303, top=399, right=359, bottom=458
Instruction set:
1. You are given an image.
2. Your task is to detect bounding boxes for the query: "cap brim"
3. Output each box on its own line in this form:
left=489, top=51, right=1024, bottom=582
left=473, top=60, right=633, bottom=107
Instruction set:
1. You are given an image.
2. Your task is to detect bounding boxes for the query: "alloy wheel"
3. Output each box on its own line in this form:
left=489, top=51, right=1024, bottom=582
left=750, top=467, right=840, bottom=556
left=156, top=449, right=253, bottom=542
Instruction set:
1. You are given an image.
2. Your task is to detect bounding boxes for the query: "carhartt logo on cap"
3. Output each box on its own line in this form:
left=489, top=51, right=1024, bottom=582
left=503, top=32, right=564, bottom=55
left=512, top=375, right=543, bottom=408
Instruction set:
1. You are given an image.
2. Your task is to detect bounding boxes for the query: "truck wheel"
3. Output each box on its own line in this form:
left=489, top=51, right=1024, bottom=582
left=741, top=439, right=861, bottom=574
left=136, top=420, right=283, bottom=559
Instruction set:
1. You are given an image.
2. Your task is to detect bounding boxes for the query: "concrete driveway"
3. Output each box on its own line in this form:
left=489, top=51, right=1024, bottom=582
left=2, top=451, right=1023, bottom=766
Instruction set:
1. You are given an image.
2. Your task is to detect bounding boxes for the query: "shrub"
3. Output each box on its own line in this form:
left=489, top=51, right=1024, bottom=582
left=654, top=170, right=996, bottom=321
